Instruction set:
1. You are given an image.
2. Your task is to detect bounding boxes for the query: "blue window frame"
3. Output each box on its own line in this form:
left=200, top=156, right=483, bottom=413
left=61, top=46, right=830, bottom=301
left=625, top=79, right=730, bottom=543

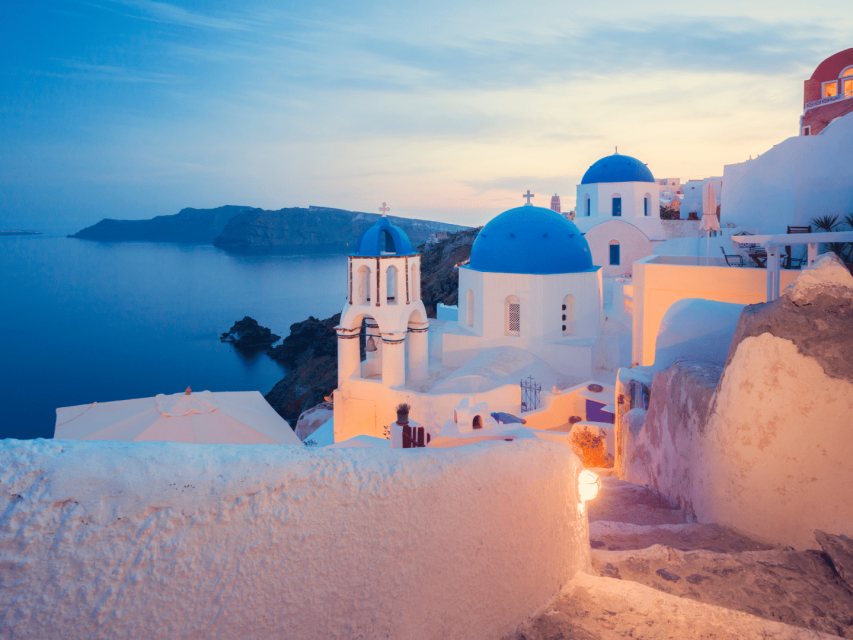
left=612, top=197, right=621, bottom=216
left=586, top=198, right=590, bottom=216
left=609, top=244, right=620, bottom=265
left=644, top=197, right=648, bottom=216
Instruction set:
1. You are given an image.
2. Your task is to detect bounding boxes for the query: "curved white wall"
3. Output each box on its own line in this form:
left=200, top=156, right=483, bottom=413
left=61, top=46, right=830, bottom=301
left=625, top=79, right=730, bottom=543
left=0, top=438, right=591, bottom=639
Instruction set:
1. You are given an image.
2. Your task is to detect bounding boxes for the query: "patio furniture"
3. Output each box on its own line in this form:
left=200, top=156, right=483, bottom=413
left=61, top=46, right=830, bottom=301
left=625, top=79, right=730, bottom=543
left=786, top=226, right=811, bottom=269
left=720, top=246, right=745, bottom=267
left=748, top=250, right=768, bottom=268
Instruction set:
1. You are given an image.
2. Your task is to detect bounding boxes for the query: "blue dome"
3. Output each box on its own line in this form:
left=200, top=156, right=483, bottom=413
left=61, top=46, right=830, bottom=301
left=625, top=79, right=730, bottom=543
left=469, top=206, right=594, bottom=275
left=581, top=153, right=655, bottom=184
left=354, top=216, right=414, bottom=256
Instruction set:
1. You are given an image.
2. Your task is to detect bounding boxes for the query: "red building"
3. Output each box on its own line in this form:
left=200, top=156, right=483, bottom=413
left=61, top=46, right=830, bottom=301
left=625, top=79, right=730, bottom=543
left=800, top=48, right=853, bottom=136
left=550, top=194, right=561, bottom=213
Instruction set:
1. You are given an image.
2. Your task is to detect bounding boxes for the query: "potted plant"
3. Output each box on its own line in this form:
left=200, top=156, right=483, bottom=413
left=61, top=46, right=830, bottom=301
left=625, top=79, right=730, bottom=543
left=396, top=403, right=410, bottom=425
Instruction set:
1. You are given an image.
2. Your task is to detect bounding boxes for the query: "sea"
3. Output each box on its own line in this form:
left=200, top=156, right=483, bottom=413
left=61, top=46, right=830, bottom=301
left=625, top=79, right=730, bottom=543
left=0, top=235, right=347, bottom=440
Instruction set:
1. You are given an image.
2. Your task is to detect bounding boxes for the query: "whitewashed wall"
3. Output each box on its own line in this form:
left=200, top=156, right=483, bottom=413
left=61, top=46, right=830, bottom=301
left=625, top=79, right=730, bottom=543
left=0, top=438, right=591, bottom=639
left=721, top=112, right=853, bottom=235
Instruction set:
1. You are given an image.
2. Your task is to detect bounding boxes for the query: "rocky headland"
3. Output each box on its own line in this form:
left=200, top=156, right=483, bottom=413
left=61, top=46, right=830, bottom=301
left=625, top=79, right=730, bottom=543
left=71, top=205, right=466, bottom=253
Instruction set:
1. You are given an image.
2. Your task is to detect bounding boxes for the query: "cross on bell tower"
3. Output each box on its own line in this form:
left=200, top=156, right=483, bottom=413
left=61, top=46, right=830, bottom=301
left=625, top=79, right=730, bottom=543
left=522, top=190, right=534, bottom=206
left=379, top=202, right=390, bottom=215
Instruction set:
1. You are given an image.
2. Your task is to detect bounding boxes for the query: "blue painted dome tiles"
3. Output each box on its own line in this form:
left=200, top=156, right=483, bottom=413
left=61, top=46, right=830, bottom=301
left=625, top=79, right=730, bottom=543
left=469, top=206, right=594, bottom=275
left=581, top=153, right=655, bottom=184
left=354, top=216, right=414, bottom=256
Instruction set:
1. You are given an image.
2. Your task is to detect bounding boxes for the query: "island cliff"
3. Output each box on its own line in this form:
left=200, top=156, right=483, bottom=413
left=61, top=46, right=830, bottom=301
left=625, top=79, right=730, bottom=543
left=71, top=205, right=466, bottom=253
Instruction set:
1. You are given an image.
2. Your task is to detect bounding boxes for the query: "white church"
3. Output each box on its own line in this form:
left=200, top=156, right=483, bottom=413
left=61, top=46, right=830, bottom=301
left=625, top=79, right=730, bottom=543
left=572, top=152, right=665, bottom=277
left=332, top=203, right=614, bottom=444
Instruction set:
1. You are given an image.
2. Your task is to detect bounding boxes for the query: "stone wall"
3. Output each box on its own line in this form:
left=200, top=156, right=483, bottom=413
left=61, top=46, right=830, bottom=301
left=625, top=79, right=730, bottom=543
left=0, top=438, right=591, bottom=639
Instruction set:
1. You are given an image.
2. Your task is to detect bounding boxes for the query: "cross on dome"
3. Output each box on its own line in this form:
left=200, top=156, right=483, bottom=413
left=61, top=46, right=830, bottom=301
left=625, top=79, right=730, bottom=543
left=522, top=190, right=535, bottom=206
left=379, top=202, right=390, bottom=215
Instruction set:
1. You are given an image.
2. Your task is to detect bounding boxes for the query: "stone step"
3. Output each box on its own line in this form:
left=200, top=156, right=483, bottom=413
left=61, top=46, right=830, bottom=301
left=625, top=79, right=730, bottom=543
left=590, top=520, right=775, bottom=553
left=587, top=544, right=853, bottom=639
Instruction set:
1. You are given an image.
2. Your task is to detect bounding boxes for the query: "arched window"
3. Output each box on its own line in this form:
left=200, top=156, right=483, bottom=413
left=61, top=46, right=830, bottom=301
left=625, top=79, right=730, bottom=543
left=561, top=295, right=575, bottom=335
left=386, top=265, right=398, bottom=304
left=466, top=289, right=474, bottom=326
left=609, top=240, right=620, bottom=266
left=382, top=230, right=396, bottom=254
left=357, top=265, right=371, bottom=304
left=612, top=195, right=622, bottom=217
left=472, top=415, right=482, bottom=430
left=585, top=194, right=591, bottom=216
left=644, top=194, right=651, bottom=216
left=411, top=263, right=419, bottom=301
left=843, top=66, right=853, bottom=97
left=505, top=295, right=520, bottom=336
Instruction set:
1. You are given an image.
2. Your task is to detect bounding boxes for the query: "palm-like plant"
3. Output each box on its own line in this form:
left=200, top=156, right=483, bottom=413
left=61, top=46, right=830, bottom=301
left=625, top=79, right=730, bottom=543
left=810, top=214, right=848, bottom=260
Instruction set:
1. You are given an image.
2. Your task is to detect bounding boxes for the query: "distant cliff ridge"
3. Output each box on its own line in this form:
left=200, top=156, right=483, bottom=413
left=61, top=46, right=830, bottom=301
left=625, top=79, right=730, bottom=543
left=70, top=206, right=254, bottom=244
left=70, top=205, right=467, bottom=253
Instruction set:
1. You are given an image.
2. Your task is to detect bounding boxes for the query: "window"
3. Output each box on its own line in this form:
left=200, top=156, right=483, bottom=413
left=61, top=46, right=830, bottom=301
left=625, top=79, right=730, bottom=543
left=612, top=196, right=622, bottom=217
left=823, top=80, right=838, bottom=98
left=585, top=195, right=591, bottom=216
left=472, top=415, right=482, bottom=430
left=382, top=230, right=396, bottom=253
left=386, top=265, right=398, bottom=304
left=466, top=289, right=474, bottom=326
left=644, top=195, right=650, bottom=217
left=802, top=126, right=811, bottom=136
left=561, top=295, right=575, bottom=335
left=505, top=295, right=520, bottom=335
left=357, top=265, right=371, bottom=304
left=843, top=66, right=853, bottom=96
left=609, top=241, right=620, bottom=266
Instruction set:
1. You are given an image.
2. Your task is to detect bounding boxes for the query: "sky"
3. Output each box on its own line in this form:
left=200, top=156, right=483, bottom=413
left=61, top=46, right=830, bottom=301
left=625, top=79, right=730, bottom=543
left=1, top=0, right=851, bottom=232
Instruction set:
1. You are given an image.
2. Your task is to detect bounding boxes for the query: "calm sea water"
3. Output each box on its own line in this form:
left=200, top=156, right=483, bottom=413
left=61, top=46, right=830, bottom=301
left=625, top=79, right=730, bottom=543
left=0, top=236, right=347, bottom=440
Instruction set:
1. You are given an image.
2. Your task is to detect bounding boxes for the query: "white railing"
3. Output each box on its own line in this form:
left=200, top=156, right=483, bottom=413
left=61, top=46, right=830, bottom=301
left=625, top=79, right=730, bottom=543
left=804, top=91, right=853, bottom=111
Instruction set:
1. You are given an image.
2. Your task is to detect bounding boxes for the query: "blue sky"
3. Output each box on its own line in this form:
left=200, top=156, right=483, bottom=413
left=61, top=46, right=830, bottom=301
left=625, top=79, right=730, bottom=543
left=1, top=0, right=851, bottom=232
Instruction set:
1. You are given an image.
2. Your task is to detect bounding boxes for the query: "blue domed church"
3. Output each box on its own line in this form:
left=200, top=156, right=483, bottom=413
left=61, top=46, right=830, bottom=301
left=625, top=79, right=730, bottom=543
left=573, top=151, right=664, bottom=277
left=445, top=205, right=603, bottom=378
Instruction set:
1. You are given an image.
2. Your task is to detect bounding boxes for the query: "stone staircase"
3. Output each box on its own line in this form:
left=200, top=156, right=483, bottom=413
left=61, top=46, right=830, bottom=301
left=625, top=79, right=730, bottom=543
left=507, top=475, right=853, bottom=639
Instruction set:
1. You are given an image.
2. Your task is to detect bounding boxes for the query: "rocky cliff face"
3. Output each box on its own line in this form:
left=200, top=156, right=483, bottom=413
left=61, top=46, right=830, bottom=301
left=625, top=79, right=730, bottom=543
left=264, top=314, right=344, bottom=427
left=70, top=206, right=256, bottom=243
left=213, top=206, right=466, bottom=254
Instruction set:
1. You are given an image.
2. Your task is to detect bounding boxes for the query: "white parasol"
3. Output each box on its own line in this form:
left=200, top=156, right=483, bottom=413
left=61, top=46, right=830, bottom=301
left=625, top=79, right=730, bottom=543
left=700, top=182, right=721, bottom=264
left=54, top=390, right=301, bottom=445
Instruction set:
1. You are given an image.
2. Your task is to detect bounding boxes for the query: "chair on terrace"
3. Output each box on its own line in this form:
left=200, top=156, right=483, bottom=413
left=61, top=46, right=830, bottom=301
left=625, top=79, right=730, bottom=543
left=720, top=246, right=745, bottom=267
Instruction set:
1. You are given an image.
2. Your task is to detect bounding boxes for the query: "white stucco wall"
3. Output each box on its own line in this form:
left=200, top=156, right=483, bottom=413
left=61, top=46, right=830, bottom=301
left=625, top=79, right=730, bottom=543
left=624, top=335, right=853, bottom=550
left=580, top=220, right=656, bottom=277
left=576, top=181, right=660, bottom=221
left=0, top=438, right=592, bottom=639
left=632, top=256, right=798, bottom=366
left=721, top=112, right=853, bottom=235
left=449, top=267, right=603, bottom=378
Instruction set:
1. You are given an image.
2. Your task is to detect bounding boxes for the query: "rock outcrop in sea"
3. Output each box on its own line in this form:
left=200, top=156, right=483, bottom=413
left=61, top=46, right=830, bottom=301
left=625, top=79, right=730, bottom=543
left=220, top=317, right=281, bottom=350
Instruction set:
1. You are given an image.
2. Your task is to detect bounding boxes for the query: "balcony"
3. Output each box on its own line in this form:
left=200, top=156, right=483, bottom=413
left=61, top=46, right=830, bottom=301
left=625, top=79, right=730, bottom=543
left=804, top=90, right=853, bottom=112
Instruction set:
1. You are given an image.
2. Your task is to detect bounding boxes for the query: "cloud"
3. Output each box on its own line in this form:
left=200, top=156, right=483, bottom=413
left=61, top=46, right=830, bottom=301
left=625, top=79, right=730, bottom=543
left=104, top=0, right=251, bottom=31
left=46, top=60, right=177, bottom=84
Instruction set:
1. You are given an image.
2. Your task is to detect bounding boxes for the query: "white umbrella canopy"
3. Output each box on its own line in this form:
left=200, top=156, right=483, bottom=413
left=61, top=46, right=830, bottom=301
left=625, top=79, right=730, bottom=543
left=701, top=182, right=721, bottom=263
left=54, top=390, right=301, bottom=446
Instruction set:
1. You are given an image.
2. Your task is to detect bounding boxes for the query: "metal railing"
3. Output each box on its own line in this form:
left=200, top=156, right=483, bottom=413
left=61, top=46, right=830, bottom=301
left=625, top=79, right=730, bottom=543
left=804, top=91, right=853, bottom=111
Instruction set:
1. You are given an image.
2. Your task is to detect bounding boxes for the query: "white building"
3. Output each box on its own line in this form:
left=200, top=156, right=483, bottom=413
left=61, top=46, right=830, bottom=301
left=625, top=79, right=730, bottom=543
left=332, top=208, right=611, bottom=444
left=448, top=205, right=603, bottom=378
left=721, top=111, right=853, bottom=235
left=681, top=177, right=723, bottom=219
left=573, top=152, right=664, bottom=276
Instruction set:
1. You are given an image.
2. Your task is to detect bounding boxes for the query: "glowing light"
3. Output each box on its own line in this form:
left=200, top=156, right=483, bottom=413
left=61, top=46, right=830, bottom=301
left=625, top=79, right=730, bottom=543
left=578, top=469, right=601, bottom=503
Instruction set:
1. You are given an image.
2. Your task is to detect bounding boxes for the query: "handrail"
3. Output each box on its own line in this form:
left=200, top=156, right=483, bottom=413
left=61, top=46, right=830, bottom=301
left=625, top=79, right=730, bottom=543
left=804, top=91, right=853, bottom=111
